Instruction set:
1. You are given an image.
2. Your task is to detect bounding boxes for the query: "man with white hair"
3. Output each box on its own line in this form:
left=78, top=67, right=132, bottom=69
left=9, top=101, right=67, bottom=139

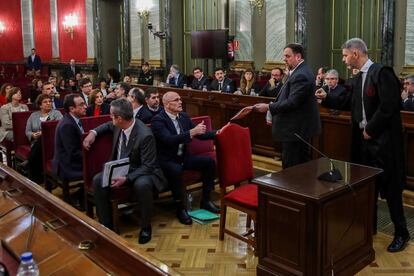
left=166, top=64, right=187, bottom=88
left=316, top=38, right=410, bottom=252
left=318, top=69, right=346, bottom=99
left=401, top=75, right=414, bottom=111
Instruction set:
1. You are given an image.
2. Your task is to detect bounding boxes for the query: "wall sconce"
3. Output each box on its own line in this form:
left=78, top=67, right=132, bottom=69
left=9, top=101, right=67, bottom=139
left=147, top=22, right=166, bottom=39
left=62, top=13, right=78, bottom=40
left=137, top=0, right=152, bottom=20
left=0, top=21, right=5, bottom=35
left=249, top=0, right=265, bottom=16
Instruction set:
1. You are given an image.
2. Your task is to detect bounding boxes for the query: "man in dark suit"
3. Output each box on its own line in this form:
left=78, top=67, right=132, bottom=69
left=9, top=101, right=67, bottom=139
left=38, top=82, right=63, bottom=109
left=209, top=67, right=235, bottom=93
left=166, top=64, right=187, bottom=88
left=401, top=75, right=414, bottom=112
left=127, top=87, right=153, bottom=124
left=27, top=48, right=41, bottom=76
left=144, top=87, right=164, bottom=118
left=52, top=94, right=86, bottom=181
left=259, top=68, right=284, bottom=98
left=64, top=59, right=80, bottom=80
left=191, top=67, right=211, bottom=90
left=151, top=91, right=219, bottom=225
left=321, top=69, right=346, bottom=98
left=79, top=78, right=93, bottom=106
left=255, top=43, right=321, bottom=169
left=315, top=38, right=410, bottom=252
left=83, top=98, right=167, bottom=244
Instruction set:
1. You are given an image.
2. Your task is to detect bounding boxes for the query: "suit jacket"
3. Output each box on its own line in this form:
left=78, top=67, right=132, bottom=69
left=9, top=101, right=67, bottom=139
left=27, top=55, right=42, bottom=71
left=0, top=103, right=29, bottom=142
left=191, top=76, right=211, bottom=90
left=135, top=106, right=153, bottom=124
left=322, top=84, right=347, bottom=99
left=64, top=65, right=80, bottom=79
left=25, top=109, right=63, bottom=142
left=79, top=92, right=90, bottom=106
left=269, top=62, right=321, bottom=142
left=86, top=103, right=110, bottom=117
left=402, top=96, right=414, bottom=112
left=147, top=106, right=163, bottom=118
left=167, top=73, right=187, bottom=88
left=259, top=80, right=283, bottom=98
left=322, top=62, right=405, bottom=196
left=94, top=120, right=167, bottom=192
left=209, top=77, right=235, bottom=93
left=52, top=97, right=63, bottom=109
left=52, top=113, right=83, bottom=180
left=151, top=110, right=215, bottom=162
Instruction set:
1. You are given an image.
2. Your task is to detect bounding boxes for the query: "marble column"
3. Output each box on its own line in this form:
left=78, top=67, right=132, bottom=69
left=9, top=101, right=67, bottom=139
left=233, top=0, right=253, bottom=69
left=50, top=0, right=59, bottom=61
left=295, top=0, right=307, bottom=47
left=265, top=0, right=286, bottom=69
left=129, top=0, right=143, bottom=66
left=148, top=0, right=162, bottom=67
left=21, top=0, right=35, bottom=57
left=85, top=0, right=96, bottom=63
left=405, top=0, right=414, bottom=65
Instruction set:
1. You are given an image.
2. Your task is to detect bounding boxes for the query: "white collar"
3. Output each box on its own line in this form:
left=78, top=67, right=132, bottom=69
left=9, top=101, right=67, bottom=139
left=289, top=60, right=304, bottom=75
left=122, top=119, right=135, bottom=140
left=166, top=110, right=179, bottom=120
left=359, top=59, right=374, bottom=74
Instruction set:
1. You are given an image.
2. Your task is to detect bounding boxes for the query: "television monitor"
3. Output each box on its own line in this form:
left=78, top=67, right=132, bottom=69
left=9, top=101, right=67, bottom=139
left=191, top=30, right=228, bottom=59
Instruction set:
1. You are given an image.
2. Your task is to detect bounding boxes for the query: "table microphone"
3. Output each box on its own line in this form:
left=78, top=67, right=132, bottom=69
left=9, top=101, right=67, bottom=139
left=294, top=133, right=342, bottom=182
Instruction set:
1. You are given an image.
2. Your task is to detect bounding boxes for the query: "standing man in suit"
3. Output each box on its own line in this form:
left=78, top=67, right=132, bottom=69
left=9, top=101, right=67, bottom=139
left=191, top=67, right=211, bottom=90
left=64, top=59, right=79, bottom=79
left=259, top=68, right=284, bottom=98
left=209, top=68, right=235, bottom=93
left=79, top=78, right=93, bottom=106
left=254, top=43, right=321, bottom=169
left=52, top=94, right=86, bottom=181
left=144, top=87, right=163, bottom=118
left=27, top=48, right=42, bottom=76
left=127, top=87, right=153, bottom=124
left=166, top=64, right=187, bottom=88
left=83, top=98, right=167, bottom=244
left=151, top=91, right=219, bottom=225
left=316, top=38, right=410, bottom=252
left=401, top=75, right=414, bottom=112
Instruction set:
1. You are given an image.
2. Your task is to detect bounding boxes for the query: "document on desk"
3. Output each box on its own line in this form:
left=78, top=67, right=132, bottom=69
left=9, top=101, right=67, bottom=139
left=102, top=158, right=130, bottom=187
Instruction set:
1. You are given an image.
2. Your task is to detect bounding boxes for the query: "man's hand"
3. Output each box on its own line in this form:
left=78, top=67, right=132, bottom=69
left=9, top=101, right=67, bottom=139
left=253, top=103, right=269, bottom=113
left=111, top=176, right=127, bottom=188
left=106, top=92, right=116, bottom=99
left=363, top=130, right=371, bottom=140
left=83, top=131, right=96, bottom=150
left=315, top=88, right=327, bottom=99
left=190, top=120, right=206, bottom=137
left=32, top=131, right=42, bottom=139
left=401, top=90, right=408, bottom=101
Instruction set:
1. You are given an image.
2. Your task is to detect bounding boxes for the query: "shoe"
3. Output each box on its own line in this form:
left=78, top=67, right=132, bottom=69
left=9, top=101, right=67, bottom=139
left=138, top=226, right=152, bottom=244
left=176, top=208, right=192, bottom=225
left=200, top=200, right=220, bottom=213
left=387, top=235, right=410, bottom=252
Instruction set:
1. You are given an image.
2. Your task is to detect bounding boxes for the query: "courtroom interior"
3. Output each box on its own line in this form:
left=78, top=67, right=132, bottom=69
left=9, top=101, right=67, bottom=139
left=1, top=0, right=414, bottom=275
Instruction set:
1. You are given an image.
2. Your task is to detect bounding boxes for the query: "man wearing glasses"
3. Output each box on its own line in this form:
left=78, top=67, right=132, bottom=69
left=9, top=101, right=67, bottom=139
left=401, top=75, right=414, bottom=112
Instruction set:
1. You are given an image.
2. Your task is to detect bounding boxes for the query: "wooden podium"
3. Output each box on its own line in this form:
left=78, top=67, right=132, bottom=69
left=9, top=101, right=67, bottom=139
left=253, top=158, right=382, bottom=276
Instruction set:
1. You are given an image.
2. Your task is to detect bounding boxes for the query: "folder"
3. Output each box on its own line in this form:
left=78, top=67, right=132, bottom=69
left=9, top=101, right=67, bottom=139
left=102, top=158, right=130, bottom=187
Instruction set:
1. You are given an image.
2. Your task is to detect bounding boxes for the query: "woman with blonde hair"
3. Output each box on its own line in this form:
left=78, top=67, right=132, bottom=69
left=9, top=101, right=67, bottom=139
left=239, top=68, right=260, bottom=95
left=0, top=87, right=29, bottom=142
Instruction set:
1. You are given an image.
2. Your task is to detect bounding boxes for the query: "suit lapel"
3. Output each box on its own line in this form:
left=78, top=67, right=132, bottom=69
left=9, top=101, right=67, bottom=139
left=163, top=111, right=178, bottom=134
left=112, top=128, right=121, bottom=159
left=125, top=122, right=138, bottom=156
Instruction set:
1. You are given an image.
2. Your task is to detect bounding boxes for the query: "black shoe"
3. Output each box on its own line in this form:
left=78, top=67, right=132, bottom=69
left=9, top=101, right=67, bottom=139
left=138, top=226, right=152, bottom=244
left=176, top=208, right=192, bottom=225
left=200, top=200, right=220, bottom=213
left=387, top=235, right=410, bottom=252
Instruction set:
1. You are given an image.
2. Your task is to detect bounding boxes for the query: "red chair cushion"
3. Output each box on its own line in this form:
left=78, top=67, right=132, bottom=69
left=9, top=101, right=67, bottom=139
left=224, top=184, right=258, bottom=209
left=15, top=145, right=31, bottom=159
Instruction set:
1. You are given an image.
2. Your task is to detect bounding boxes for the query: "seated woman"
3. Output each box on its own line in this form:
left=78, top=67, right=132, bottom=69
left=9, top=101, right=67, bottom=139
left=25, top=94, right=63, bottom=183
left=0, top=87, right=29, bottom=143
left=86, top=89, right=110, bottom=117
left=0, top=83, right=13, bottom=106
left=30, top=78, right=43, bottom=103
left=56, top=78, right=67, bottom=93
left=68, top=78, right=78, bottom=92
left=239, top=68, right=261, bottom=95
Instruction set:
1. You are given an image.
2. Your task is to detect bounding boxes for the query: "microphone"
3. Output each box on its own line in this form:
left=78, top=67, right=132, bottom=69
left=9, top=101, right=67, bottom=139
left=293, top=133, right=342, bottom=182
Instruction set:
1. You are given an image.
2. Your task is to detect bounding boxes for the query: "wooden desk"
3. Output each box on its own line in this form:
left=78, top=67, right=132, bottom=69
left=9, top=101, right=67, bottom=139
left=0, top=164, right=179, bottom=275
left=253, top=158, right=382, bottom=276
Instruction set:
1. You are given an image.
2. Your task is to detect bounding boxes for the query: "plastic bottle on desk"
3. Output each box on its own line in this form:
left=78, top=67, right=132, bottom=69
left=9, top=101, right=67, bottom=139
left=250, top=88, right=256, bottom=96
left=202, top=85, right=207, bottom=91
left=17, top=252, right=39, bottom=276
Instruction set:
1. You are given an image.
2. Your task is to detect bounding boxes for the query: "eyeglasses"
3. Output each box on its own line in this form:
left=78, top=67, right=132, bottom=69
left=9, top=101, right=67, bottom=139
left=83, top=84, right=93, bottom=88
left=325, top=78, right=338, bottom=80
left=404, top=82, right=413, bottom=85
left=168, top=97, right=181, bottom=102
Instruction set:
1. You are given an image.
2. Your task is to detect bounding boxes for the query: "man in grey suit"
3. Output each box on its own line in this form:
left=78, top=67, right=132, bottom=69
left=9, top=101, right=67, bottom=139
left=83, top=98, right=167, bottom=244
left=254, top=43, right=321, bottom=168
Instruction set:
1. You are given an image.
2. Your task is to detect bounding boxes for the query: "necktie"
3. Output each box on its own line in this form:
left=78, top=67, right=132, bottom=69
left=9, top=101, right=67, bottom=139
left=120, top=131, right=128, bottom=159
left=218, top=82, right=222, bottom=91
left=77, top=120, right=84, bottom=133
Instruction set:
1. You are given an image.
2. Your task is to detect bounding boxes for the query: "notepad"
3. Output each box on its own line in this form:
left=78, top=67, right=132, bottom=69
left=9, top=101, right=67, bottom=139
left=102, top=158, right=130, bottom=187
left=188, top=209, right=219, bottom=224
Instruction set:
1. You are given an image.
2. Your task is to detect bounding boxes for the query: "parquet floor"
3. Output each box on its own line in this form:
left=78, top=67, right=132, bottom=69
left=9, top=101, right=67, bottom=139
left=116, top=189, right=414, bottom=276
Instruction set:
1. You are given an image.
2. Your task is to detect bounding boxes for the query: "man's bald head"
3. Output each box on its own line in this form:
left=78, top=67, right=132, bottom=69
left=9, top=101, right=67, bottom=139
left=162, top=91, right=179, bottom=105
left=163, top=91, right=182, bottom=114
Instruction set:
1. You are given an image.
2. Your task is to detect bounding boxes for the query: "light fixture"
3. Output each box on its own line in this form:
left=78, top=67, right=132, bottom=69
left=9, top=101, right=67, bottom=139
left=62, top=13, right=78, bottom=40
left=249, top=0, right=265, bottom=16
left=147, top=22, right=166, bottom=39
left=136, top=0, right=152, bottom=20
left=0, top=21, right=5, bottom=35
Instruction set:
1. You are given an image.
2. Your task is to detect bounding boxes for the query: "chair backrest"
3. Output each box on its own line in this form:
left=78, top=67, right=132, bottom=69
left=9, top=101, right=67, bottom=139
left=41, top=120, right=59, bottom=172
left=80, top=115, right=111, bottom=132
left=188, top=115, right=214, bottom=155
left=12, top=110, right=34, bottom=147
left=215, top=123, right=253, bottom=188
left=82, top=132, right=113, bottom=191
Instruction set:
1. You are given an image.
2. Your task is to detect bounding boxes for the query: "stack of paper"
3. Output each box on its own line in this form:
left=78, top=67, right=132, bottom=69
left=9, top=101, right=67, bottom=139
left=102, top=158, right=130, bottom=187
left=188, top=209, right=220, bottom=225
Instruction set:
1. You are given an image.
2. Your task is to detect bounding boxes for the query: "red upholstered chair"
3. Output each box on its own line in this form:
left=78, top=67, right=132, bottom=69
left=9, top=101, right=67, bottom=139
left=80, top=115, right=111, bottom=132
left=215, top=123, right=258, bottom=249
left=12, top=111, right=34, bottom=174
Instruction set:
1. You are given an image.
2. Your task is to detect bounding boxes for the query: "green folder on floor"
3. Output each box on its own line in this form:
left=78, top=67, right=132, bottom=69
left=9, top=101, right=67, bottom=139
left=188, top=209, right=219, bottom=224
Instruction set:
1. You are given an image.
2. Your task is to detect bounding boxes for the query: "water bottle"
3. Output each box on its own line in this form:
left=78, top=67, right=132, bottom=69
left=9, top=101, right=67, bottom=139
left=202, top=85, right=207, bottom=91
left=250, top=88, right=256, bottom=96
left=186, top=193, right=193, bottom=211
left=17, top=252, right=39, bottom=276
left=225, top=85, right=230, bottom=93
left=183, top=84, right=188, bottom=89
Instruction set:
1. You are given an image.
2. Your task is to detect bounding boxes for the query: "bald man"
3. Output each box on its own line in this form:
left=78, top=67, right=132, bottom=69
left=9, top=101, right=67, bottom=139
left=151, top=91, right=219, bottom=225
